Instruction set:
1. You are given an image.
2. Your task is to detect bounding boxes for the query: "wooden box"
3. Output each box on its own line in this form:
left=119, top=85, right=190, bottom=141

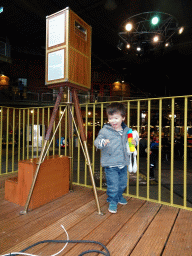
left=5, top=155, right=70, bottom=209
left=45, top=7, right=92, bottom=91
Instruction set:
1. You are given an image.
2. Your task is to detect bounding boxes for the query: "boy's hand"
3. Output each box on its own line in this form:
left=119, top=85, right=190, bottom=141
left=104, top=139, right=110, bottom=146
left=132, top=139, right=136, bottom=146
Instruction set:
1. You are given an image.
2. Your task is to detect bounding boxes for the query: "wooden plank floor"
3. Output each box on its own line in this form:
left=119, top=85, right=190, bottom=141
left=1, top=185, right=192, bottom=256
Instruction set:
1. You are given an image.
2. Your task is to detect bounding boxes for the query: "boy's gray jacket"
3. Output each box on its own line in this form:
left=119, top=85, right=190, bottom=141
left=94, top=123, right=137, bottom=167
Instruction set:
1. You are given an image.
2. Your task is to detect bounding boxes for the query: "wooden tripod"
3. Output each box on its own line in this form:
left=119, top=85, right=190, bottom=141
left=20, top=87, right=102, bottom=215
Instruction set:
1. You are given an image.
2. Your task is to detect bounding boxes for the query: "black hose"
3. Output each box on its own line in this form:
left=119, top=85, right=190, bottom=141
left=18, top=239, right=110, bottom=256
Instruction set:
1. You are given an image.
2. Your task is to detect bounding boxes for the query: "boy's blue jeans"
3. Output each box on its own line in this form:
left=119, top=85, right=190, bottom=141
left=104, top=166, right=127, bottom=205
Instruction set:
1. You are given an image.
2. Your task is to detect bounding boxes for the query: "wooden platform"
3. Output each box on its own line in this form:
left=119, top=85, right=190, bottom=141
left=1, top=184, right=192, bottom=256
left=4, top=156, right=69, bottom=209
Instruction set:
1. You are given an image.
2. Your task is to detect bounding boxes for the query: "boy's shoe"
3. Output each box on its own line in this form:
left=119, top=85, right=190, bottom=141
left=118, top=197, right=127, bottom=205
left=108, top=203, right=117, bottom=213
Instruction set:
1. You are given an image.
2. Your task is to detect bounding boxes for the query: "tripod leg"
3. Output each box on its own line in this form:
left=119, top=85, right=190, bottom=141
left=42, top=106, right=67, bottom=163
left=69, top=108, right=88, bottom=163
left=67, top=88, right=73, bottom=190
left=45, top=87, right=64, bottom=141
left=20, top=87, right=63, bottom=214
left=72, top=88, right=103, bottom=215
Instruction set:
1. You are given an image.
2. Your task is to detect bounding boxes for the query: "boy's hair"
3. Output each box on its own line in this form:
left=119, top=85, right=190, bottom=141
left=106, top=103, right=126, bottom=117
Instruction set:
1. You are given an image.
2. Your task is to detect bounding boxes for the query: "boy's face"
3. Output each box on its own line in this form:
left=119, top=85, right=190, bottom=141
left=108, top=112, right=125, bottom=131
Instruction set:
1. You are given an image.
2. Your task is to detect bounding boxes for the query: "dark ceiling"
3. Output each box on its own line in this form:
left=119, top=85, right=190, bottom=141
left=1, top=0, right=192, bottom=95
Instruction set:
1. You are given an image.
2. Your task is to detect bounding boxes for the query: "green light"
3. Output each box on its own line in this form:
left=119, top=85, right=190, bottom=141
left=0, top=7, right=3, bottom=14
left=151, top=16, right=159, bottom=25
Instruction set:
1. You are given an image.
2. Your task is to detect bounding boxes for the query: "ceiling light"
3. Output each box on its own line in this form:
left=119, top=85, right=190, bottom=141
left=126, top=43, right=131, bottom=49
left=178, top=27, right=184, bottom=34
left=153, top=36, right=159, bottom=42
left=136, top=46, right=141, bottom=52
left=125, top=23, right=132, bottom=31
left=151, top=16, right=159, bottom=25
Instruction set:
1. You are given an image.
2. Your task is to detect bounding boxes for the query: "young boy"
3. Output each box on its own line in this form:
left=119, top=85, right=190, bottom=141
left=94, top=103, right=138, bottom=213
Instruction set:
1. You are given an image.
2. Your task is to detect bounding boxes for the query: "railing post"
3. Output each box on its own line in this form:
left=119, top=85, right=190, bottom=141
left=183, top=96, right=188, bottom=208
left=147, top=99, right=151, bottom=200
left=136, top=100, right=140, bottom=198
left=126, top=101, right=130, bottom=196
left=170, top=97, right=175, bottom=206
left=158, top=98, right=162, bottom=203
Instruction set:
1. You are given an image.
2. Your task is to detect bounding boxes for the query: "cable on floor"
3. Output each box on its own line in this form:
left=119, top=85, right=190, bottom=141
left=1, top=225, right=110, bottom=256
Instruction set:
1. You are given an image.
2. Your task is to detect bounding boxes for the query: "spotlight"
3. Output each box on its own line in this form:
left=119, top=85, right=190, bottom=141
left=136, top=46, right=141, bottom=52
left=125, top=23, right=132, bottom=31
left=126, top=43, right=131, bottom=49
left=165, top=41, right=173, bottom=48
left=153, top=35, right=159, bottom=42
left=151, top=16, right=159, bottom=25
left=165, top=42, right=169, bottom=47
left=117, top=41, right=124, bottom=50
left=178, top=26, right=184, bottom=34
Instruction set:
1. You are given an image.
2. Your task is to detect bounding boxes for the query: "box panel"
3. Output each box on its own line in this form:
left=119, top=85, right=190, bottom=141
left=47, top=48, right=65, bottom=81
left=68, top=47, right=91, bottom=89
left=46, top=9, right=67, bottom=50
left=69, top=10, right=91, bottom=57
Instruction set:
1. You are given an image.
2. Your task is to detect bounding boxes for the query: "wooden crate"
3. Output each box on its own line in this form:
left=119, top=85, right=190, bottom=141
left=5, top=155, right=70, bottom=209
left=45, top=7, right=91, bottom=91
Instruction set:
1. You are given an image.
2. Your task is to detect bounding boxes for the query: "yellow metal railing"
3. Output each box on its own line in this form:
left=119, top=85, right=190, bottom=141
left=73, top=95, right=192, bottom=211
left=0, top=95, right=192, bottom=211
left=0, top=105, right=69, bottom=176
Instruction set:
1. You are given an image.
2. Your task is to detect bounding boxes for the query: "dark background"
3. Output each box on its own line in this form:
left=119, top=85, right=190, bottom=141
left=1, top=0, right=192, bottom=96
